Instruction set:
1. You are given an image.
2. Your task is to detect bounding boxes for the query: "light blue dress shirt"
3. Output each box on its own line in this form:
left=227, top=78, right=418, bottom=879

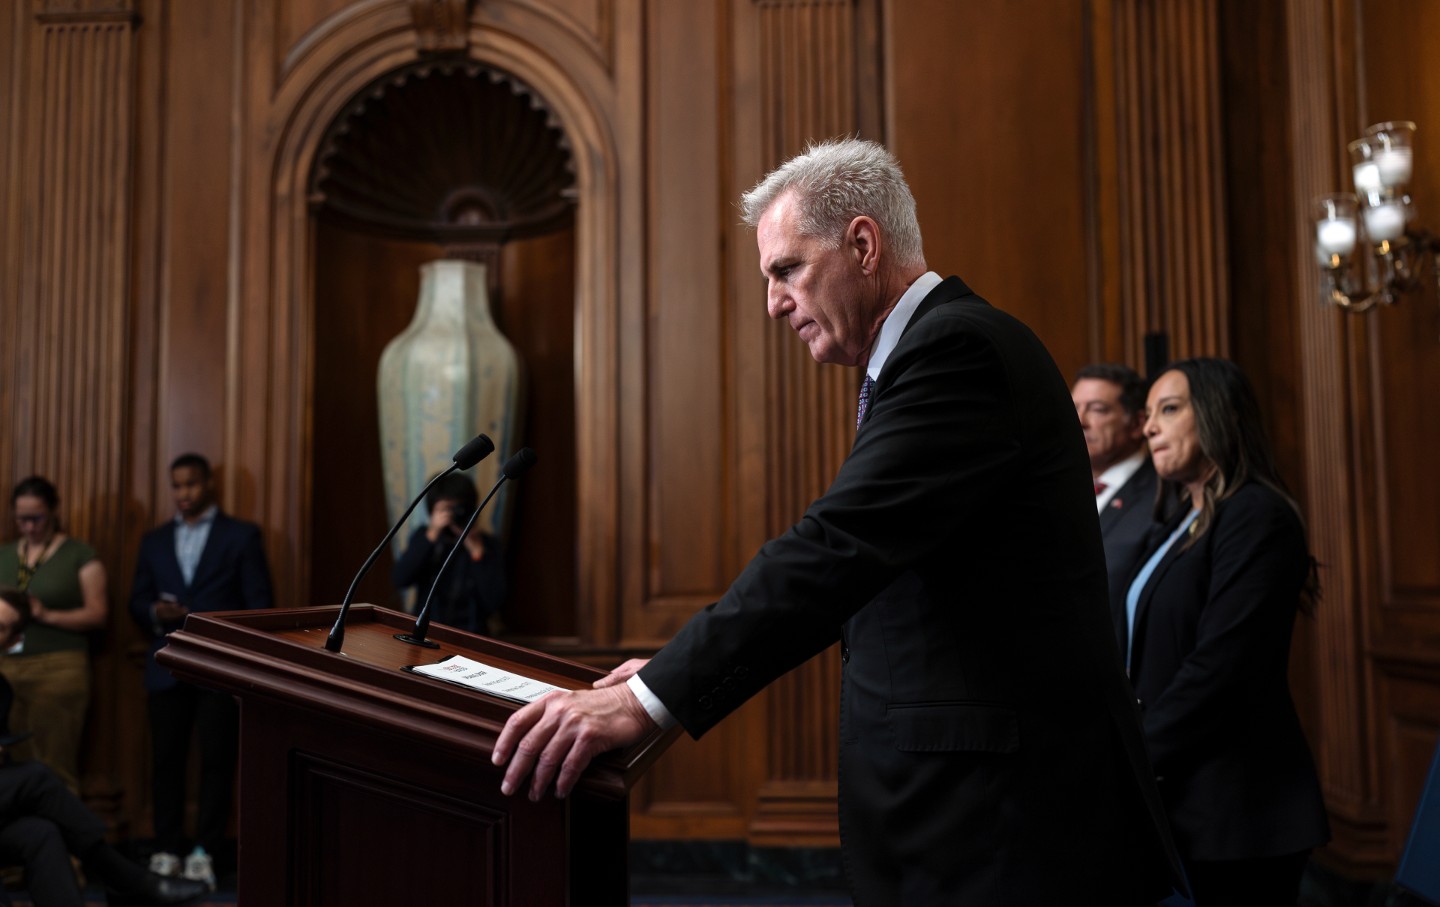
left=174, top=505, right=218, bottom=587
left=1124, top=508, right=1199, bottom=670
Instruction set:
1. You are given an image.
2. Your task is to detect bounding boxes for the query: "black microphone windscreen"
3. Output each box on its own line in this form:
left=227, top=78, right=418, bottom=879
left=501, top=447, right=538, bottom=479
left=453, top=434, right=495, bottom=469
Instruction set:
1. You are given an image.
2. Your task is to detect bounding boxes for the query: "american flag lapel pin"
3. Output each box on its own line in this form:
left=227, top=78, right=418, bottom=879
left=1110, top=497, right=1124, bottom=509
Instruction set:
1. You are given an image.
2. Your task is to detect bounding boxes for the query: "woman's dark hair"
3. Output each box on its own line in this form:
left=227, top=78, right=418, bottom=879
left=11, top=476, right=58, bottom=510
left=1159, top=358, right=1319, bottom=609
left=10, top=476, right=62, bottom=533
left=0, top=588, right=33, bottom=637
left=424, top=473, right=479, bottom=513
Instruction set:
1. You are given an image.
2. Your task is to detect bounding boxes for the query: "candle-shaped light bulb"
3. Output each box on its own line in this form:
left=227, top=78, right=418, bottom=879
left=1363, top=202, right=1407, bottom=242
left=1316, top=217, right=1356, bottom=256
left=1353, top=161, right=1382, bottom=194
left=1373, top=148, right=1413, bottom=187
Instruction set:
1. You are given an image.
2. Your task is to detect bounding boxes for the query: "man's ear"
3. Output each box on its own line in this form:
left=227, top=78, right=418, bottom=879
left=1127, top=412, right=1147, bottom=442
left=848, top=216, right=881, bottom=275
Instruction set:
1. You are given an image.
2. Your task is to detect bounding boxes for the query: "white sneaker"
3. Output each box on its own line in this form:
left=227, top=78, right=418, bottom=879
left=147, top=851, right=181, bottom=877
left=182, top=846, right=217, bottom=891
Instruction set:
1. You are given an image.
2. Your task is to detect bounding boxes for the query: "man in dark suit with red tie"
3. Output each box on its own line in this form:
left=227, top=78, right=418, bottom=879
left=1072, top=363, right=1163, bottom=648
left=493, top=139, right=1182, bottom=904
left=129, top=454, right=273, bottom=891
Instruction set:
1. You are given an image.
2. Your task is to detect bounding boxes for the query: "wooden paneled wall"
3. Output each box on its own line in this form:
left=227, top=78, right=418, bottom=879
left=1288, top=0, right=1440, bottom=874
left=0, top=0, right=147, bottom=829
left=1111, top=0, right=1231, bottom=358
left=1, top=0, right=1437, bottom=875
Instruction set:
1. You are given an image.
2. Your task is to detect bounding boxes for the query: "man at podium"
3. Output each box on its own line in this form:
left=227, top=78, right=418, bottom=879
left=495, top=139, right=1183, bottom=905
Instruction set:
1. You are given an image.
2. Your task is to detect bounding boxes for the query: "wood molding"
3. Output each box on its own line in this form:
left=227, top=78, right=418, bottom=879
left=506, top=0, right=616, bottom=76
left=1284, top=0, right=1380, bottom=870
left=16, top=10, right=136, bottom=549
left=33, top=0, right=137, bottom=26
left=9, top=10, right=138, bottom=821
left=410, top=0, right=472, bottom=54
left=744, top=0, right=879, bottom=844
left=1283, top=0, right=1440, bottom=874
left=235, top=0, right=635, bottom=637
left=1109, top=0, right=1229, bottom=359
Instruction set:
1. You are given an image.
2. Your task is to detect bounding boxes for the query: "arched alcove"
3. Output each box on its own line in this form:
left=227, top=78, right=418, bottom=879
left=241, top=4, right=630, bottom=647
left=304, top=60, right=580, bottom=632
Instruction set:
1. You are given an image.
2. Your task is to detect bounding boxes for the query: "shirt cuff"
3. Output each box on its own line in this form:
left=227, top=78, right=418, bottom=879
left=626, top=675, right=677, bottom=730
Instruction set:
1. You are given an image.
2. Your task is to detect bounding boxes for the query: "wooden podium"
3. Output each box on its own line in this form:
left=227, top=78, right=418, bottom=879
left=156, top=605, right=680, bottom=906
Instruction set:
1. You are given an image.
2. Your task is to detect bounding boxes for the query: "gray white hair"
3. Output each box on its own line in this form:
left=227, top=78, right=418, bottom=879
left=740, top=138, right=925, bottom=269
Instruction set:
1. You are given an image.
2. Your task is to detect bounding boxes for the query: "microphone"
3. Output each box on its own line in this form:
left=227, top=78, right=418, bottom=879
left=324, top=434, right=495, bottom=653
left=396, top=447, right=537, bottom=648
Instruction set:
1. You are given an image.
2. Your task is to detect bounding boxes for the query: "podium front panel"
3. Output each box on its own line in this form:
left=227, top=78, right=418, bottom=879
left=157, top=605, right=669, bottom=906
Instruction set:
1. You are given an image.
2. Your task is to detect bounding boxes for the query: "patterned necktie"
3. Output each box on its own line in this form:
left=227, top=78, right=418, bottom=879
left=856, top=375, right=875, bottom=430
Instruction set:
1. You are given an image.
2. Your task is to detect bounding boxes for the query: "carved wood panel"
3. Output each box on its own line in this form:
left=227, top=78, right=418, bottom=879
left=1282, top=0, right=1384, bottom=868
left=1109, top=0, right=1230, bottom=361
left=1361, top=0, right=1440, bottom=613
left=1279, top=0, right=1440, bottom=874
left=639, top=0, right=731, bottom=626
left=12, top=9, right=136, bottom=551
left=3, top=2, right=141, bottom=826
left=749, top=0, right=880, bottom=842
left=1358, top=0, right=1440, bottom=870
left=888, top=0, right=1094, bottom=375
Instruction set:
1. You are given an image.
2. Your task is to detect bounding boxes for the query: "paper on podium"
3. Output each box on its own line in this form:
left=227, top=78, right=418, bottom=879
left=406, top=654, right=565, bottom=704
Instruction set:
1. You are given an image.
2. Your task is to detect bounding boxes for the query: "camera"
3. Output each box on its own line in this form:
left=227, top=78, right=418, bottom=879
left=447, top=506, right=473, bottom=533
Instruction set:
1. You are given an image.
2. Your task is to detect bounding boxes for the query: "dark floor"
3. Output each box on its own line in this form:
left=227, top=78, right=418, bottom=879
left=6, top=842, right=1430, bottom=906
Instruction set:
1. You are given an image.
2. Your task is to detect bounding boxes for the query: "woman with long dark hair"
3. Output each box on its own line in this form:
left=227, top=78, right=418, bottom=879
left=1124, top=358, right=1328, bottom=905
left=0, top=476, right=109, bottom=792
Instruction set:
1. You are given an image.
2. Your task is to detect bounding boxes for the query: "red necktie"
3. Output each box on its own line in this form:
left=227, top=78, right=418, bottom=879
left=1094, top=480, right=1107, bottom=496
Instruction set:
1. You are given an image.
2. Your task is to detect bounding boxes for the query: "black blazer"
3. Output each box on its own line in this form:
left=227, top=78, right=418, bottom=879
left=1099, top=458, right=1160, bottom=648
left=640, top=277, right=1181, bottom=904
left=129, top=512, right=273, bottom=692
left=1128, top=482, right=1330, bottom=861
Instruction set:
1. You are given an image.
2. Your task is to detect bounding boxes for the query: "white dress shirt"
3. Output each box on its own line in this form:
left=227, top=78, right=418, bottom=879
left=1095, top=449, right=1147, bottom=512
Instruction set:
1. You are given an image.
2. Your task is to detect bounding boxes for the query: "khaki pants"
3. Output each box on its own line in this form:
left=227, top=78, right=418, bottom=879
left=0, top=648, right=91, bottom=793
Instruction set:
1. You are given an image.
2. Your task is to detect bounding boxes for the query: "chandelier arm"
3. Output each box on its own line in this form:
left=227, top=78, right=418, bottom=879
left=1324, top=269, right=1382, bottom=312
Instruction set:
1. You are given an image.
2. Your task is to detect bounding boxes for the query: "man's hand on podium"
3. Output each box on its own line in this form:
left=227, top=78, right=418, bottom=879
left=493, top=665, right=657, bottom=801
left=592, top=658, right=649, bottom=688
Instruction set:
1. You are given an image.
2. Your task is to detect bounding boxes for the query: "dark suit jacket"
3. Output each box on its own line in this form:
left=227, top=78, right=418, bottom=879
left=129, top=512, right=274, bottom=692
left=1129, top=482, right=1330, bottom=861
left=640, top=277, right=1181, bottom=905
left=1099, top=457, right=1160, bottom=649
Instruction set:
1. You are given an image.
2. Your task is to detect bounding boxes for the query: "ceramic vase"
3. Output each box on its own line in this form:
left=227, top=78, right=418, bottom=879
left=377, top=260, right=522, bottom=563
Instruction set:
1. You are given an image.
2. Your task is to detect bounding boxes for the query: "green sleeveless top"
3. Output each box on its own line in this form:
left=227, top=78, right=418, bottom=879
left=0, top=538, right=99, bottom=655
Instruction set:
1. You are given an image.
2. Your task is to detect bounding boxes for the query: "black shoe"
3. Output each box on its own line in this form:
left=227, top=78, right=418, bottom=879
left=107, top=872, right=211, bottom=906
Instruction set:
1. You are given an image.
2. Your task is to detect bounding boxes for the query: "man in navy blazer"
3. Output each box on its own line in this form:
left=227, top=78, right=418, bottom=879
left=1072, top=363, right=1163, bottom=646
left=494, top=140, right=1182, bottom=903
left=129, top=453, right=272, bottom=890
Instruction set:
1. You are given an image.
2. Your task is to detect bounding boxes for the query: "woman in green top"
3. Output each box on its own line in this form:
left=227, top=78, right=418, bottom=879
left=1, top=476, right=109, bottom=792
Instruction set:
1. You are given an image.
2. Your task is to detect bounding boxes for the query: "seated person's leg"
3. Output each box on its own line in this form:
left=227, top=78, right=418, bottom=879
left=0, top=762, right=107, bottom=854
left=0, top=815, right=84, bottom=907
left=0, top=762, right=209, bottom=906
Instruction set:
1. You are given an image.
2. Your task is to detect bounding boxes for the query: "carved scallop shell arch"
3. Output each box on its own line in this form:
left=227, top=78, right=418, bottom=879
left=309, top=60, right=578, bottom=245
